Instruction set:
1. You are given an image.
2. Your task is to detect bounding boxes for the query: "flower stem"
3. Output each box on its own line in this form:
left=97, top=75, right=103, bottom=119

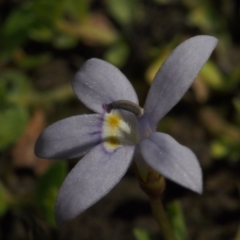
left=149, top=197, right=176, bottom=240
left=134, top=164, right=176, bottom=240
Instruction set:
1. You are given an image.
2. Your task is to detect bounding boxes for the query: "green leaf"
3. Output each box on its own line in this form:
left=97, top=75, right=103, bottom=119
left=57, top=17, right=118, bottom=46
left=64, top=0, right=89, bottom=21
left=16, top=54, right=50, bottom=69
left=167, top=201, right=187, bottom=240
left=36, top=162, right=67, bottom=226
left=53, top=33, right=78, bottom=49
left=187, top=2, right=225, bottom=33
left=0, top=106, right=29, bottom=150
left=211, top=139, right=229, bottom=159
left=105, top=0, right=143, bottom=26
left=211, top=138, right=240, bottom=161
left=0, top=70, right=31, bottom=149
left=0, top=70, right=31, bottom=106
left=1, top=5, right=33, bottom=37
left=0, top=181, right=13, bottom=216
left=133, top=228, right=152, bottom=240
left=104, top=41, right=129, bottom=67
left=228, top=64, right=240, bottom=91
left=199, top=61, right=224, bottom=90
left=0, top=4, right=34, bottom=57
left=29, top=27, right=54, bottom=42
left=233, top=98, right=240, bottom=124
left=31, top=0, right=65, bottom=25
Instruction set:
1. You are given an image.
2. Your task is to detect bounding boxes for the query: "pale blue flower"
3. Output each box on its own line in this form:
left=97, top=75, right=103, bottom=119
left=35, top=35, right=218, bottom=226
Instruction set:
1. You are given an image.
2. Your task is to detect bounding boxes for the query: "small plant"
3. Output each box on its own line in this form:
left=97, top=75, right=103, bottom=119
left=35, top=35, right=217, bottom=239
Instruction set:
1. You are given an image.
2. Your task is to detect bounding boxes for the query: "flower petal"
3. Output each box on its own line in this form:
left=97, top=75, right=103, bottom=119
left=139, top=132, right=202, bottom=193
left=55, top=144, right=135, bottom=226
left=35, top=114, right=102, bottom=159
left=144, top=35, right=218, bottom=129
left=72, top=58, right=138, bottom=113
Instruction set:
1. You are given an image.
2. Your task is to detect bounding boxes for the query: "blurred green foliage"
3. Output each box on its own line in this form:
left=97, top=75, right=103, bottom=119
left=0, top=181, right=15, bottom=217
left=167, top=201, right=187, bottom=240
left=133, top=227, right=153, bottom=240
left=0, top=70, right=30, bottom=149
left=36, top=161, right=67, bottom=226
left=133, top=201, right=187, bottom=240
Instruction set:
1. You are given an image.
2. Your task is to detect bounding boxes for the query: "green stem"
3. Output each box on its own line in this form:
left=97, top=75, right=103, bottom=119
left=149, top=197, right=176, bottom=240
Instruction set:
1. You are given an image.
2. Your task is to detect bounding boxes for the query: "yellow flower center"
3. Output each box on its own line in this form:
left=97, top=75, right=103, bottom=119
left=102, top=110, right=138, bottom=151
